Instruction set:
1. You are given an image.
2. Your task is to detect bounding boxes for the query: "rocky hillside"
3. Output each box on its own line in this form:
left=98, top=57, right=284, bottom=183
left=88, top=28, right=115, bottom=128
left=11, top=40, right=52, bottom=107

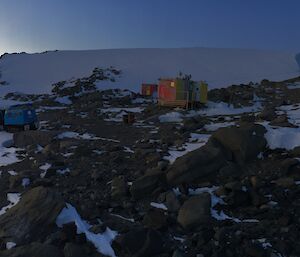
left=0, top=48, right=299, bottom=95
left=1, top=70, right=300, bottom=257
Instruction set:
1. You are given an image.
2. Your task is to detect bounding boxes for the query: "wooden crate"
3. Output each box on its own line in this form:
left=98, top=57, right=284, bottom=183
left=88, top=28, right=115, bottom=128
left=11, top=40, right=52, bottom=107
left=123, top=113, right=135, bottom=124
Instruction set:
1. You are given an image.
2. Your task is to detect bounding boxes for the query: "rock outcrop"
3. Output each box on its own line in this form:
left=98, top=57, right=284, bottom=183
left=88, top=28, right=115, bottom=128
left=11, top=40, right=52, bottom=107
left=166, top=141, right=226, bottom=186
left=210, top=123, right=267, bottom=164
left=177, top=193, right=212, bottom=229
left=0, top=187, right=64, bottom=244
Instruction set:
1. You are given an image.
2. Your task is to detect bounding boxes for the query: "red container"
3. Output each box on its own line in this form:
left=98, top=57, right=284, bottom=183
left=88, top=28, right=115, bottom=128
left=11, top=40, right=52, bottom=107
left=158, top=79, right=176, bottom=101
left=158, top=79, right=190, bottom=107
left=141, top=84, right=158, bottom=96
left=123, top=113, right=135, bottom=124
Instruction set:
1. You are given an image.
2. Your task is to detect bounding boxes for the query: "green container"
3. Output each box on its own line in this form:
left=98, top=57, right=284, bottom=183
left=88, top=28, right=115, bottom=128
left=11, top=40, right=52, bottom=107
left=175, top=79, right=185, bottom=100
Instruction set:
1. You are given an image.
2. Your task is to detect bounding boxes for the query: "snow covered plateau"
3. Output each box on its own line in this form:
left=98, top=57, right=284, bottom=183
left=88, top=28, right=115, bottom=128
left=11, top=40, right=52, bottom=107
left=0, top=47, right=299, bottom=95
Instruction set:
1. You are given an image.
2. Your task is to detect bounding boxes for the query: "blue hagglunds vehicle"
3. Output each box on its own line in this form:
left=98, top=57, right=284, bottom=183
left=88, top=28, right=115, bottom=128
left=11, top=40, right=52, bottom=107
left=2, top=104, right=39, bottom=131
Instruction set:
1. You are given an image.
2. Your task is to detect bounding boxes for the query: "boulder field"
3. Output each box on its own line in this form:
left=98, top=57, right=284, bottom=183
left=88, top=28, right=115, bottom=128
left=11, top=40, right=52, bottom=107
left=1, top=71, right=300, bottom=256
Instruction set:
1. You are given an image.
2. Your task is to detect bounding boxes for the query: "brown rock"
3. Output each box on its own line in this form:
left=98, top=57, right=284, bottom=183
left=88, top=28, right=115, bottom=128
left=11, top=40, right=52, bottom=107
left=177, top=193, right=211, bottom=230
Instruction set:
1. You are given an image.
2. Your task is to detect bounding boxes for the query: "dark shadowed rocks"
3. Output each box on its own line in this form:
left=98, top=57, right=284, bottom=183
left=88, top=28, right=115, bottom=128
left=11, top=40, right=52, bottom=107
left=244, top=243, right=267, bottom=257
left=0, top=242, right=63, bottom=257
left=210, top=123, right=267, bottom=164
left=166, top=142, right=226, bottom=186
left=218, top=162, right=241, bottom=180
left=165, top=190, right=181, bottom=212
left=111, top=176, right=128, bottom=199
left=13, top=130, right=58, bottom=148
left=130, top=170, right=165, bottom=199
left=177, top=193, right=211, bottom=230
left=63, top=242, right=88, bottom=257
left=258, top=107, right=277, bottom=121
left=115, top=228, right=164, bottom=257
left=0, top=186, right=64, bottom=244
left=143, top=208, right=167, bottom=229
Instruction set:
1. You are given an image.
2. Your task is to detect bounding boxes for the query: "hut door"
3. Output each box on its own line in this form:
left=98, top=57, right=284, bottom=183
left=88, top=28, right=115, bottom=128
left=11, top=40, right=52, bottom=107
left=146, top=88, right=151, bottom=95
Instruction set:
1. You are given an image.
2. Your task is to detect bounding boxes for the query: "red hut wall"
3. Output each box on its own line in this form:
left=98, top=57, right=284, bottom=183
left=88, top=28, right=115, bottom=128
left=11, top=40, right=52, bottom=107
left=158, top=80, right=176, bottom=101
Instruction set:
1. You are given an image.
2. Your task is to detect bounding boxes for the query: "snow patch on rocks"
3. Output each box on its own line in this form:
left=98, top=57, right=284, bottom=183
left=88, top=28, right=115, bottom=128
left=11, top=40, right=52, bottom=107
left=261, top=122, right=300, bottom=150
left=159, top=112, right=183, bottom=123
left=0, top=132, right=22, bottom=166
left=203, top=121, right=235, bottom=131
left=278, top=104, right=300, bottom=126
left=189, top=100, right=261, bottom=117
left=56, top=203, right=118, bottom=257
left=164, top=133, right=210, bottom=164
left=0, top=193, right=21, bottom=216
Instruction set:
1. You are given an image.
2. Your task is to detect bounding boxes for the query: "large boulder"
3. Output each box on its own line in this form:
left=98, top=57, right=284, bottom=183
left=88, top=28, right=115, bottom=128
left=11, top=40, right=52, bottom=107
left=177, top=193, right=212, bottom=230
left=166, top=142, right=226, bottom=186
left=210, top=123, right=266, bottom=164
left=165, top=191, right=181, bottom=212
left=130, top=170, right=165, bottom=199
left=63, top=242, right=87, bottom=257
left=115, top=228, right=164, bottom=257
left=0, top=187, right=64, bottom=244
left=258, top=107, right=276, bottom=121
left=143, top=209, right=167, bottom=229
left=13, top=130, right=58, bottom=148
left=111, top=176, right=128, bottom=199
left=0, top=242, right=63, bottom=257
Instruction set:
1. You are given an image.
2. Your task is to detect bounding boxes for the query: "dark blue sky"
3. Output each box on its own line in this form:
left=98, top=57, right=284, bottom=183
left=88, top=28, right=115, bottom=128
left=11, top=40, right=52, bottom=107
left=0, top=0, right=299, bottom=55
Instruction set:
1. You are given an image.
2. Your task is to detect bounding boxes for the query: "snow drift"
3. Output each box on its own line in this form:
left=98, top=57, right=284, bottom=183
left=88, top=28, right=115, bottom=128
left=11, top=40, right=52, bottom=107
left=0, top=48, right=299, bottom=95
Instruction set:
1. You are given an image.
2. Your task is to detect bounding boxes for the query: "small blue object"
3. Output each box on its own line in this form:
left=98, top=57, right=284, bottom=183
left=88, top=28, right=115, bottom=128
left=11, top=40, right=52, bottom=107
left=4, top=104, right=39, bottom=130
